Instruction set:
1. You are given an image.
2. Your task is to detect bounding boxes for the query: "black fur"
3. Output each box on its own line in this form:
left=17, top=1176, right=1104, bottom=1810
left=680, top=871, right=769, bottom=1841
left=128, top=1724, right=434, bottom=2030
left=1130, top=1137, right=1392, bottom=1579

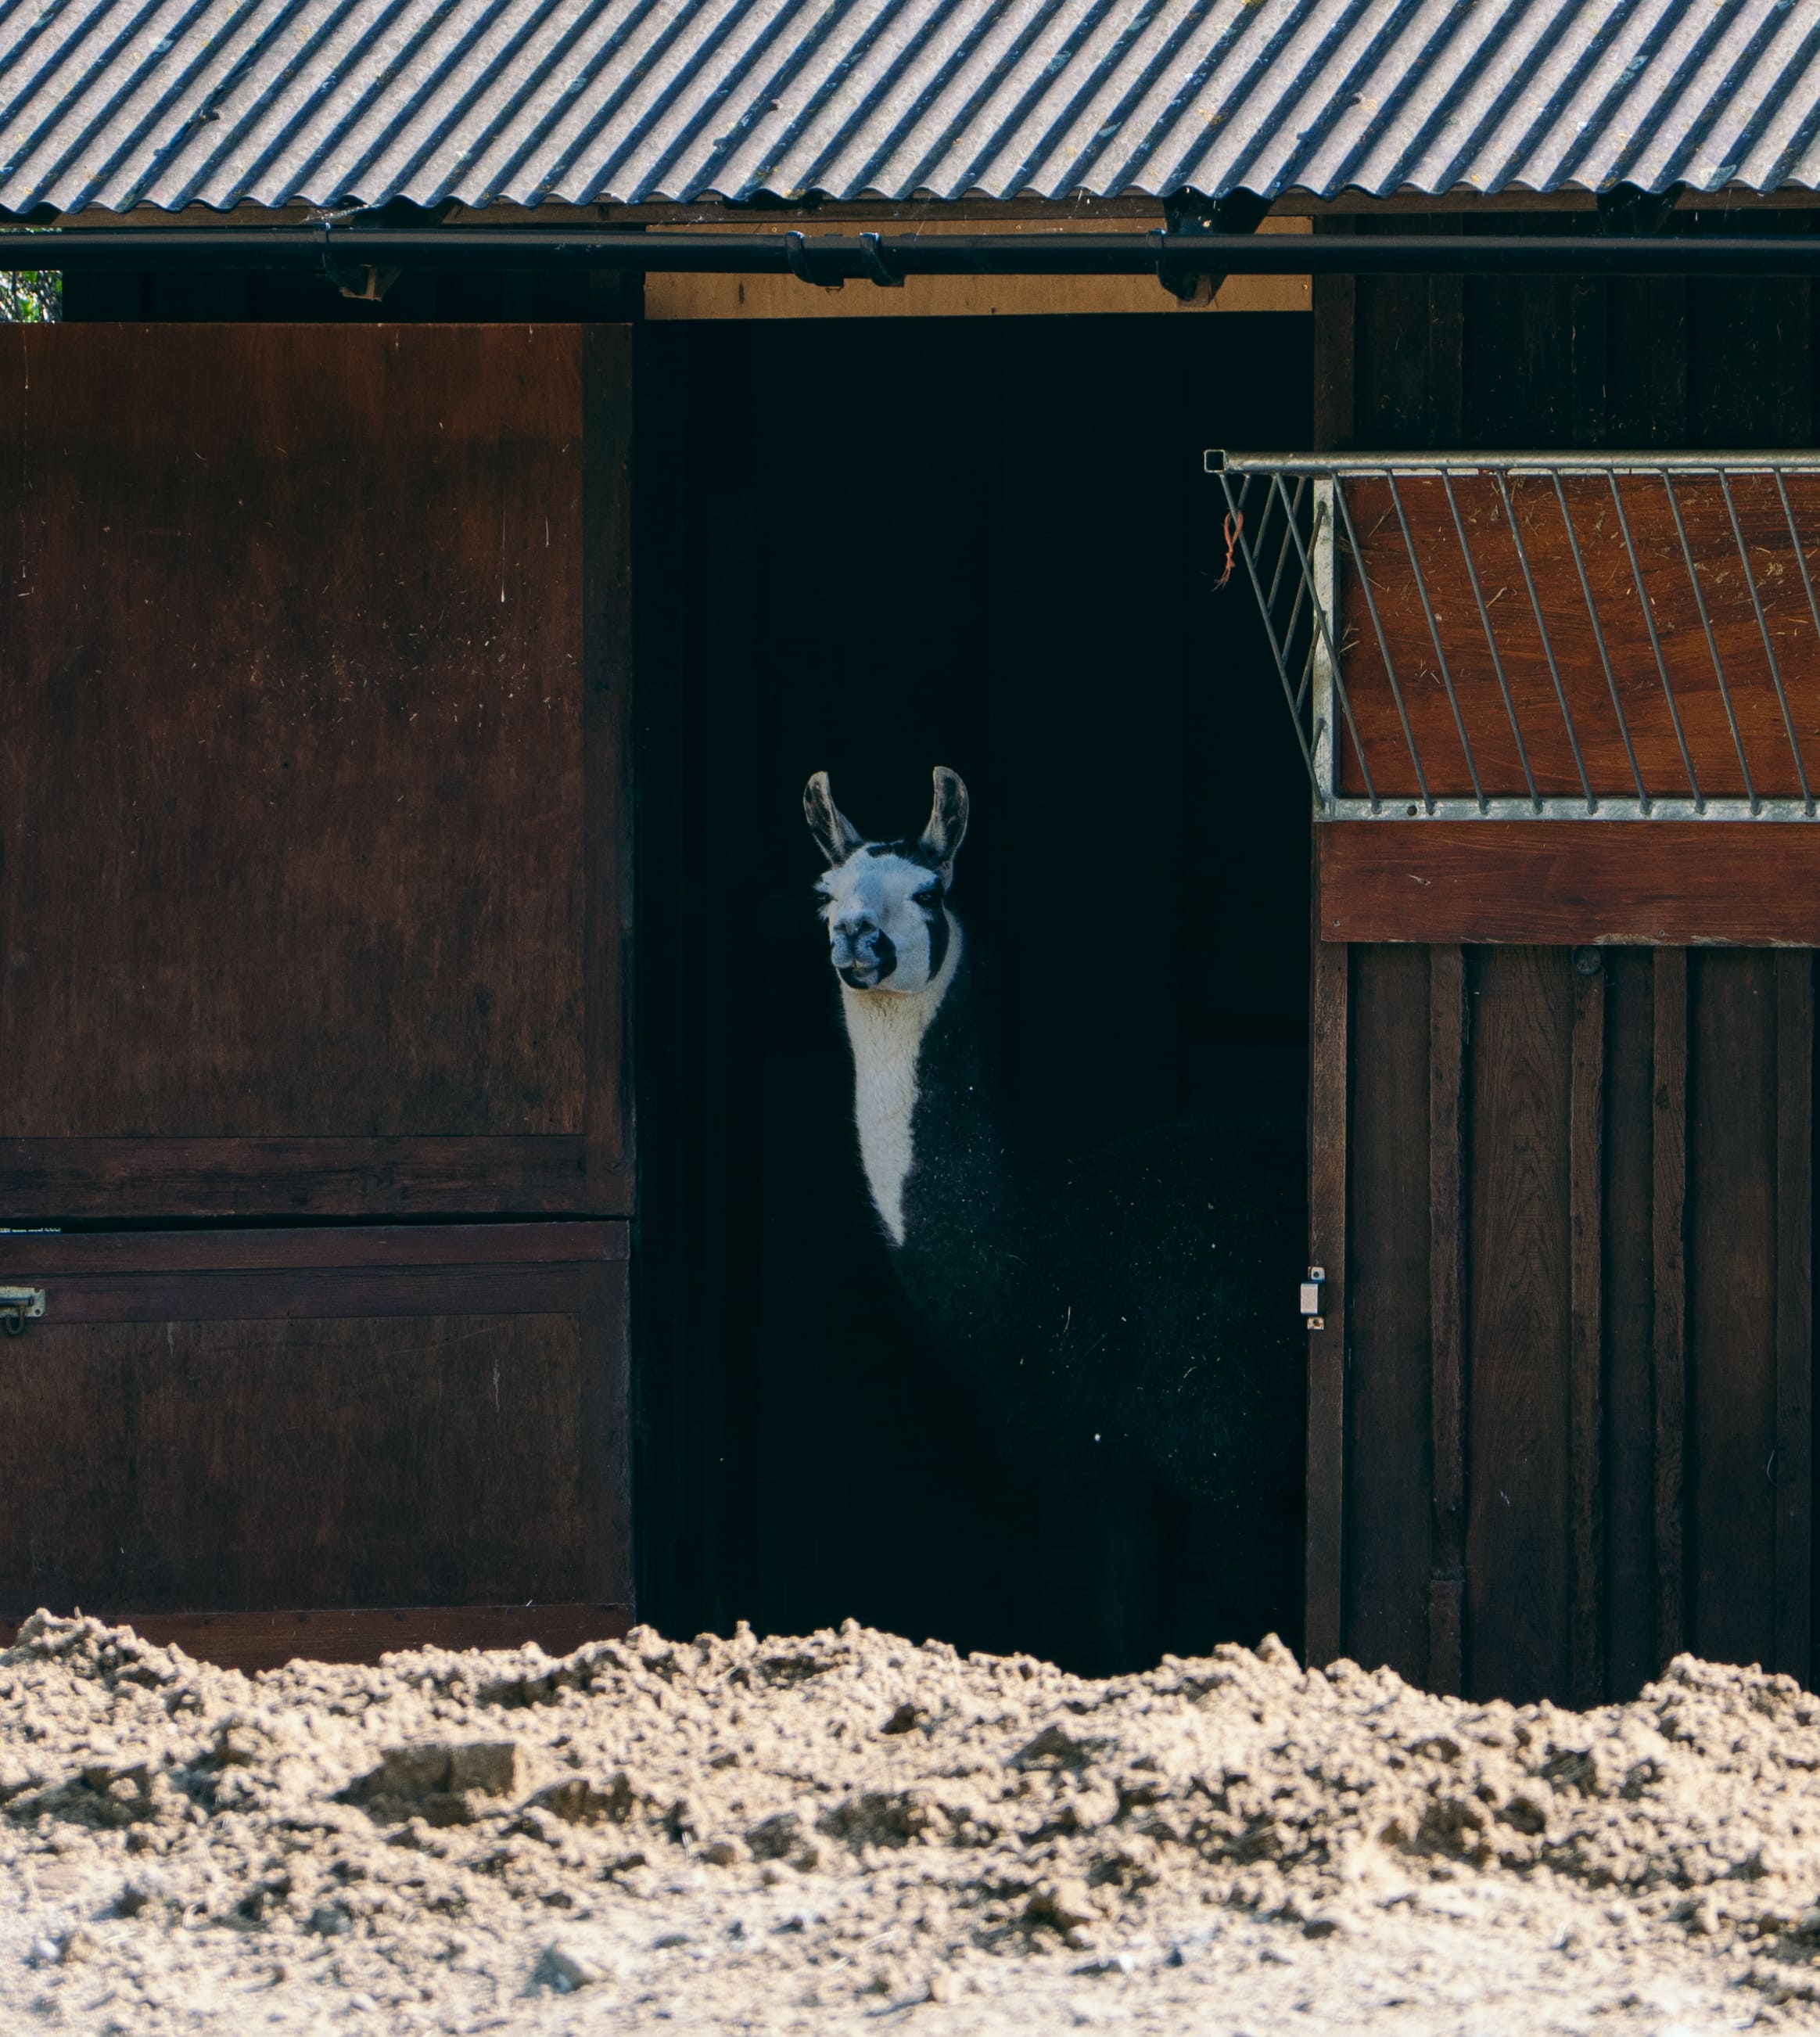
left=884, top=943, right=1301, bottom=1525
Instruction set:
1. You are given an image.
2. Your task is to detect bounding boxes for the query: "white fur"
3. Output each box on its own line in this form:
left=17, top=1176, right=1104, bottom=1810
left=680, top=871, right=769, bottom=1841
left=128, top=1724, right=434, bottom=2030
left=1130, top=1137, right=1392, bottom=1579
left=839, top=926, right=961, bottom=1245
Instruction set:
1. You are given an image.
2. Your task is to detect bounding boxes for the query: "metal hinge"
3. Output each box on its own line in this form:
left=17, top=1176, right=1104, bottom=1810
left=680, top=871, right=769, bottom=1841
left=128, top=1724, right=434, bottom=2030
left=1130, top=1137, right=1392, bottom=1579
left=0, top=1288, right=45, bottom=1336
left=1299, top=1266, right=1326, bottom=1332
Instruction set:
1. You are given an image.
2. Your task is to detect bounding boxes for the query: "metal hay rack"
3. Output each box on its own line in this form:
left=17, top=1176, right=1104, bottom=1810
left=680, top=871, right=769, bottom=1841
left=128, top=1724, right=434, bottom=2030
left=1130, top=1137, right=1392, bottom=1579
left=1208, top=451, right=1820, bottom=822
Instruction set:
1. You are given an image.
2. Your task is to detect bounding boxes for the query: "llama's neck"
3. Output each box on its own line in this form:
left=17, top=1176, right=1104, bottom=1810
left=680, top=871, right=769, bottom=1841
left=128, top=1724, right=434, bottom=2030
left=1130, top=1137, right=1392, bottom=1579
left=838, top=926, right=964, bottom=1246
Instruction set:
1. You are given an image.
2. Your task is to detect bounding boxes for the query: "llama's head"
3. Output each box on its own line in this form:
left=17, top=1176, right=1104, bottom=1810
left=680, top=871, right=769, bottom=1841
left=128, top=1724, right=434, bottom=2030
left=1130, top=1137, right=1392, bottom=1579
left=804, top=767, right=969, bottom=993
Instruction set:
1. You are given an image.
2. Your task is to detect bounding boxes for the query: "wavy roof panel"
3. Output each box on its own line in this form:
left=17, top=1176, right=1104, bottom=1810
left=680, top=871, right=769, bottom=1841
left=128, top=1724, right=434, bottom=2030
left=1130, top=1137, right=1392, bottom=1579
left=2, top=0, right=1818, bottom=217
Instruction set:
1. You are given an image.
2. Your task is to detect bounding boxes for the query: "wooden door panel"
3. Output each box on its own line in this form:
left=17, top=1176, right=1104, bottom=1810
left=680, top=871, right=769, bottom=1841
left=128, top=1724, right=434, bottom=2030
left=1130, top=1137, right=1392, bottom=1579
left=1322, top=938, right=1816, bottom=1702
left=0, top=323, right=630, bottom=1218
left=0, top=1223, right=630, bottom=1668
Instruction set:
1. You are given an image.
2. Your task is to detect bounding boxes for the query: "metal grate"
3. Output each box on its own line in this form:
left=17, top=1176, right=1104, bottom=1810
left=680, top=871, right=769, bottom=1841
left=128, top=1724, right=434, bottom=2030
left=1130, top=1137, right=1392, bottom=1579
left=1208, top=452, right=1820, bottom=822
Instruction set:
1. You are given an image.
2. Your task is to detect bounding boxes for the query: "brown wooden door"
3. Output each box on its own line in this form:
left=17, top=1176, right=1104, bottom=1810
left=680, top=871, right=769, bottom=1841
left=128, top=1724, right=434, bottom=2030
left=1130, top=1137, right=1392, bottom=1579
left=0, top=1226, right=630, bottom=1669
left=0, top=324, right=630, bottom=1220
left=0, top=325, right=634, bottom=1660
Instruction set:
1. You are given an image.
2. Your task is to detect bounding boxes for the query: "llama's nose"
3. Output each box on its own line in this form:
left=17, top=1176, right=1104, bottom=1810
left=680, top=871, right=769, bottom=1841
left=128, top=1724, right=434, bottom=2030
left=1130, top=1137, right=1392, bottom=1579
left=834, top=914, right=879, bottom=954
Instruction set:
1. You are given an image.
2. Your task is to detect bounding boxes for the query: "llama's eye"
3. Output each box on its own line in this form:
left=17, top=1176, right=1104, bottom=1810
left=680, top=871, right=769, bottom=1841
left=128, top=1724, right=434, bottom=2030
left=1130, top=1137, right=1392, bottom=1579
left=913, top=888, right=942, bottom=910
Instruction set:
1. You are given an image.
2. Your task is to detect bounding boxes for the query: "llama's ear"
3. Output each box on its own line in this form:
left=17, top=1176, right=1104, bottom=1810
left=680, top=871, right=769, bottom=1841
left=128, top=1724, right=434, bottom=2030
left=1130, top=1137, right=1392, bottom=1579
left=804, top=771, right=862, bottom=867
left=920, top=767, right=969, bottom=882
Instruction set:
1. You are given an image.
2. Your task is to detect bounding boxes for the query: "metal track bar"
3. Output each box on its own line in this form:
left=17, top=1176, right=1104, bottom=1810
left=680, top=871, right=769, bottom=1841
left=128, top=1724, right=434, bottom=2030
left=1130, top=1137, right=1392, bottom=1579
left=16, top=229, right=1820, bottom=280
left=1212, top=451, right=1820, bottom=475
left=1330, top=799, right=1820, bottom=823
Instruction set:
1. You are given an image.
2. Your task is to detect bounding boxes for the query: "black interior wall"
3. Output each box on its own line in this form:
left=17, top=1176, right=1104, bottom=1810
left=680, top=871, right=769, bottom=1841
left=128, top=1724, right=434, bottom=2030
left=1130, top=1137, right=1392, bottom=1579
left=637, top=310, right=1314, bottom=1667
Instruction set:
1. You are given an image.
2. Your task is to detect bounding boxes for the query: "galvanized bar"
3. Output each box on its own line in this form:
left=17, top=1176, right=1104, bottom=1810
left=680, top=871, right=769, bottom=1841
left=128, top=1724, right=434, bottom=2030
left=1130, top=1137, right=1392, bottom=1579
left=1384, top=469, right=1486, bottom=812
left=1663, top=469, right=1758, bottom=811
left=1307, top=481, right=1338, bottom=808
left=1290, top=501, right=1327, bottom=718
left=1720, top=469, right=1814, bottom=814
left=1553, top=471, right=1650, bottom=808
left=1494, top=471, right=1596, bottom=813
left=1323, top=795, right=1820, bottom=821
left=1441, top=470, right=1540, bottom=813
left=1326, top=477, right=1426, bottom=813
left=1213, top=451, right=1820, bottom=476
left=1219, top=470, right=1324, bottom=801
left=1608, top=473, right=1702, bottom=807
left=1262, top=475, right=1307, bottom=616
left=1273, top=472, right=1381, bottom=812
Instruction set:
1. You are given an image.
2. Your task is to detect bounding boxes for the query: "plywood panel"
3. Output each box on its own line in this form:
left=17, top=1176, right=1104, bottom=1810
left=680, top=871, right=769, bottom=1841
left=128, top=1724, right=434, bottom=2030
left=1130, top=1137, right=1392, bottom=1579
left=1334, top=471, right=1820, bottom=803
left=0, top=323, right=631, bottom=1220
left=0, top=1316, right=587, bottom=1612
left=0, top=1226, right=631, bottom=1626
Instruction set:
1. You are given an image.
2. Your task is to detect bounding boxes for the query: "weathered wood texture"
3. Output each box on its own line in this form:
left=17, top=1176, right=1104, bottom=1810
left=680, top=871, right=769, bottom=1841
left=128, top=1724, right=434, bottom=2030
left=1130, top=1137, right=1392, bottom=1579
left=1463, top=947, right=1574, bottom=1704
left=1334, top=472, right=1820, bottom=803
left=1319, top=822, right=1820, bottom=946
left=1341, top=944, right=1432, bottom=1677
left=1317, top=244, right=1820, bottom=1700
left=0, top=1225, right=630, bottom=1629
left=1305, top=937, right=1348, bottom=1669
left=0, top=324, right=631, bottom=1220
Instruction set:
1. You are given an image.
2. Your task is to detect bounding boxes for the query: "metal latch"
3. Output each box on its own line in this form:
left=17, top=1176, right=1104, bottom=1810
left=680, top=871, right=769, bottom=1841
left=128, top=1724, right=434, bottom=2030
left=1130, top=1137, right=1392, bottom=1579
left=0, top=1288, right=45, bottom=1336
left=1299, top=1266, right=1326, bottom=1332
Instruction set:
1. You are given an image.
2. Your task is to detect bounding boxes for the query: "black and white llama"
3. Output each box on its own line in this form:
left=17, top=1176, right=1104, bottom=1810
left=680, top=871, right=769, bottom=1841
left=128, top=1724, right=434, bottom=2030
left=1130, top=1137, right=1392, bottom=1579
left=806, top=767, right=1302, bottom=1654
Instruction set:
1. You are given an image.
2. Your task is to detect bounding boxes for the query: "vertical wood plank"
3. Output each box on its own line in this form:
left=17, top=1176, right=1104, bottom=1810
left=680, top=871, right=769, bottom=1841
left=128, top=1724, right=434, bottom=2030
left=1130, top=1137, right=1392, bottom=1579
left=1427, top=946, right=1466, bottom=1696
left=1305, top=936, right=1348, bottom=1669
left=580, top=1255, right=635, bottom=1612
left=1464, top=946, right=1574, bottom=1703
left=1568, top=275, right=1609, bottom=448
left=1776, top=950, right=1814, bottom=1683
left=1312, top=220, right=1356, bottom=454
left=1653, top=948, right=1689, bottom=1667
left=1425, top=219, right=1465, bottom=450
left=1607, top=278, right=1688, bottom=449
left=1687, top=953, right=1780, bottom=1669
left=1570, top=949, right=1606, bottom=1708
left=583, top=323, right=636, bottom=1210
left=1344, top=946, right=1433, bottom=1681
left=1601, top=950, right=1658, bottom=1698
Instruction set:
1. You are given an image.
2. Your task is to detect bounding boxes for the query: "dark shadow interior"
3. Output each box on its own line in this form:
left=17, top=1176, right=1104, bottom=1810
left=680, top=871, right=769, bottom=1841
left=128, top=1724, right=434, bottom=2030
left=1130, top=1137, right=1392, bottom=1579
left=637, top=310, right=1315, bottom=1670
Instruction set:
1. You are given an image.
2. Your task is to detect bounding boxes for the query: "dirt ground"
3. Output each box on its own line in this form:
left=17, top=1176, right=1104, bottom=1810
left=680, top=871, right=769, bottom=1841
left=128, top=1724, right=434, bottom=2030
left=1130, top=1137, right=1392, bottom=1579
left=4, top=1613, right=1820, bottom=2032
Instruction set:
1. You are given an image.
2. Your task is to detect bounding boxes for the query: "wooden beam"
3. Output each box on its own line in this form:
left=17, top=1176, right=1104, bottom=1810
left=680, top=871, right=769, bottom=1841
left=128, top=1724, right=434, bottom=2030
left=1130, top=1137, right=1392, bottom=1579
left=1570, top=949, right=1606, bottom=1706
left=1320, top=823, right=1820, bottom=947
left=1653, top=949, right=1689, bottom=1669
left=0, top=1604, right=632, bottom=1674
left=1427, top=946, right=1466, bottom=1697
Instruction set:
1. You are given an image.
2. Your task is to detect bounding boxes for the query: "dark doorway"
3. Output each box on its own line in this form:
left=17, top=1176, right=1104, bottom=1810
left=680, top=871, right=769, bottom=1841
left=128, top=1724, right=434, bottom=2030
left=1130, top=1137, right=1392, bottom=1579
left=637, top=311, right=1314, bottom=1669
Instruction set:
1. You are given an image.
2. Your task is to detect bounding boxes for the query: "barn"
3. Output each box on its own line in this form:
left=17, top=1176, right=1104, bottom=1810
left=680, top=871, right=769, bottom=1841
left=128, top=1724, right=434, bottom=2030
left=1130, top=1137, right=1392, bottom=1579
left=0, top=0, right=1817, bottom=1705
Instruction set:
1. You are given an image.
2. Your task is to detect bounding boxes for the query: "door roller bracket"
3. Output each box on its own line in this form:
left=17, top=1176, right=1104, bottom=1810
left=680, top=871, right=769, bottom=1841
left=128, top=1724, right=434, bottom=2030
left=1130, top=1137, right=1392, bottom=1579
left=1299, top=1266, right=1326, bottom=1332
left=0, top=1287, right=45, bottom=1335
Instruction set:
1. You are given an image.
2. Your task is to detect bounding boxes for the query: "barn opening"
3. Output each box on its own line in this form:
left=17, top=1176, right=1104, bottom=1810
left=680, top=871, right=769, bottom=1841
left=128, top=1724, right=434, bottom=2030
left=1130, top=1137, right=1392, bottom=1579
left=634, top=307, right=1316, bottom=1672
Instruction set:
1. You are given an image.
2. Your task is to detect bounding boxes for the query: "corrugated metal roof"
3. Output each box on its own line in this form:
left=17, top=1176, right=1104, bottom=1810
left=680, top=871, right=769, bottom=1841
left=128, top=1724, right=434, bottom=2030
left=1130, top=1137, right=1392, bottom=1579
left=4, top=0, right=1820, bottom=218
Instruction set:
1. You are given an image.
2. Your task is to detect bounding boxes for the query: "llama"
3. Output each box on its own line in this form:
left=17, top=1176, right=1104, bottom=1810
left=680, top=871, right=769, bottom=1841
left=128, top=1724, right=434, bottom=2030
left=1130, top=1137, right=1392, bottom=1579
left=806, top=767, right=1302, bottom=1652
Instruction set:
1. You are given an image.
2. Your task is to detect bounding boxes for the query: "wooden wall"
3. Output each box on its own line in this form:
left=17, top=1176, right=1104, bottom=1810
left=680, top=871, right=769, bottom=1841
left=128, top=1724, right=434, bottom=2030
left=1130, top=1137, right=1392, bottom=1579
left=1310, top=214, right=1820, bottom=1701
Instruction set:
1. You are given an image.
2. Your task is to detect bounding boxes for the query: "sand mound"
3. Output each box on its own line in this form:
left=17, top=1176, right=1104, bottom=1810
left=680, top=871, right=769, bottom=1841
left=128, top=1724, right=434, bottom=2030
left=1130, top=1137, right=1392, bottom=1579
left=4, top=1611, right=1820, bottom=2032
